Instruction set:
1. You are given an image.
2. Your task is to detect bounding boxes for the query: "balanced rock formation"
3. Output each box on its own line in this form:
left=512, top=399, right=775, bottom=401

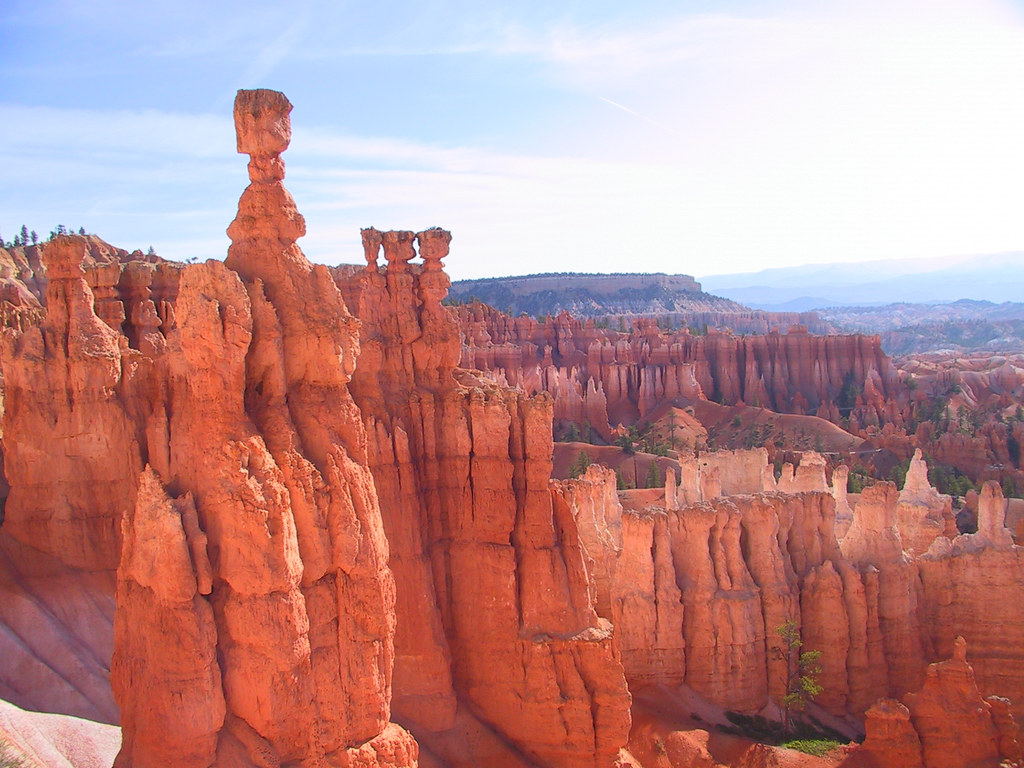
left=115, top=88, right=417, bottom=768
left=0, top=89, right=418, bottom=768
left=6, top=87, right=1024, bottom=768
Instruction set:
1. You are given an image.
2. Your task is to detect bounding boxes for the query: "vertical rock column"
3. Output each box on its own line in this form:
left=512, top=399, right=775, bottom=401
left=112, top=89, right=417, bottom=768
left=0, top=236, right=139, bottom=572
left=342, top=230, right=631, bottom=767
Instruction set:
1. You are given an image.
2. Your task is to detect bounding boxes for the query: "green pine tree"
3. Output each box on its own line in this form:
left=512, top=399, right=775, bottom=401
left=645, top=461, right=661, bottom=489
left=568, top=451, right=592, bottom=479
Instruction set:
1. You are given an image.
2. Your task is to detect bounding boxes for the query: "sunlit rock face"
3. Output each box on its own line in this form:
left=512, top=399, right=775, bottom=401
left=1, top=88, right=417, bottom=768
left=6, top=87, right=1024, bottom=768
left=335, top=225, right=633, bottom=768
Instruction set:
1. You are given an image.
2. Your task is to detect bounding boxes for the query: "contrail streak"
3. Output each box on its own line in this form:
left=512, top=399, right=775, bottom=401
left=599, top=97, right=675, bottom=134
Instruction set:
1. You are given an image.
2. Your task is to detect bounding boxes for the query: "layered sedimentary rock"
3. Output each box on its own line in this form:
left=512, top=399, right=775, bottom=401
left=458, top=305, right=1024, bottom=496
left=5, top=86, right=1024, bottom=768
left=857, top=638, right=1020, bottom=768
left=457, top=305, right=899, bottom=430
left=916, top=482, right=1024, bottom=720
left=0, top=237, right=139, bottom=723
left=556, top=464, right=887, bottom=716
left=553, top=446, right=1024, bottom=736
left=840, top=483, right=929, bottom=699
left=116, top=87, right=416, bottom=768
left=2, top=89, right=418, bottom=768
left=336, top=227, right=632, bottom=768
left=0, top=236, right=139, bottom=572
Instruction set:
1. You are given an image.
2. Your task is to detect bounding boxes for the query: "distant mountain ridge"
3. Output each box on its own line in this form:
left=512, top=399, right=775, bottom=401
left=447, top=271, right=836, bottom=334
left=700, top=251, right=1024, bottom=310
left=820, top=299, right=1024, bottom=354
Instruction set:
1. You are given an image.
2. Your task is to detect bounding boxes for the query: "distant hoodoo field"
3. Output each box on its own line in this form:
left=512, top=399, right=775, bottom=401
left=0, top=89, right=1023, bottom=768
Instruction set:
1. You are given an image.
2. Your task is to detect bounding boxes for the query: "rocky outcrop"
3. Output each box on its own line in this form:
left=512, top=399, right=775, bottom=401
left=917, top=482, right=1024, bottom=720
left=840, top=483, right=929, bottom=700
left=0, top=237, right=139, bottom=572
left=121, top=87, right=414, bottom=768
left=0, top=89, right=419, bottom=768
left=556, top=462, right=899, bottom=717
left=6, top=87, right=1024, bottom=768
left=336, top=226, right=632, bottom=768
left=0, top=236, right=139, bottom=725
left=856, top=637, right=1019, bottom=768
left=896, top=450, right=957, bottom=554
left=556, top=448, right=1024, bottom=731
left=858, top=699, right=923, bottom=768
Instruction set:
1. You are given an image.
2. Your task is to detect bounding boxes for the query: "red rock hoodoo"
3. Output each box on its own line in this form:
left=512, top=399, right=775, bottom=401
left=334, top=227, right=633, bottom=768
left=3, top=88, right=1024, bottom=768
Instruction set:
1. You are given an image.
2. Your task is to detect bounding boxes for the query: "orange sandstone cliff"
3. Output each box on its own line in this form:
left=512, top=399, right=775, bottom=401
left=3, top=88, right=1024, bottom=768
left=1, top=89, right=418, bottom=768
left=456, top=304, right=899, bottom=431
left=333, top=227, right=633, bottom=767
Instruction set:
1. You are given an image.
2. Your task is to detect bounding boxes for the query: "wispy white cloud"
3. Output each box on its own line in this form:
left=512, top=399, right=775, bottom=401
left=236, top=6, right=312, bottom=86
left=2, top=0, right=1023, bottom=283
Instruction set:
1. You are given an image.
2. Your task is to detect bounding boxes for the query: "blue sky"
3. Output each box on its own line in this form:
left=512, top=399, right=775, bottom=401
left=2, top=0, right=1023, bottom=280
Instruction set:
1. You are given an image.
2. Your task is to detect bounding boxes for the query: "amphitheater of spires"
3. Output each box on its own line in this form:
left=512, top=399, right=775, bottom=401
left=0, top=88, right=1023, bottom=768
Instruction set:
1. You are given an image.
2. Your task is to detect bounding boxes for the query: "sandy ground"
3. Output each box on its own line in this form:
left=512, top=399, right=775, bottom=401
left=0, top=698, right=119, bottom=768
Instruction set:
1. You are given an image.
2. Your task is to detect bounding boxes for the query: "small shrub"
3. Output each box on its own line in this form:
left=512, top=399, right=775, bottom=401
left=568, top=450, right=591, bottom=479
left=780, top=738, right=842, bottom=757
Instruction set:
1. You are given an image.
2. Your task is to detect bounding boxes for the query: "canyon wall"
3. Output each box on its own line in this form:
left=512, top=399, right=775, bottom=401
left=2, top=87, right=1024, bottom=768
left=555, top=451, right=1024, bottom=732
left=334, top=228, right=632, bottom=768
left=456, top=304, right=900, bottom=431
